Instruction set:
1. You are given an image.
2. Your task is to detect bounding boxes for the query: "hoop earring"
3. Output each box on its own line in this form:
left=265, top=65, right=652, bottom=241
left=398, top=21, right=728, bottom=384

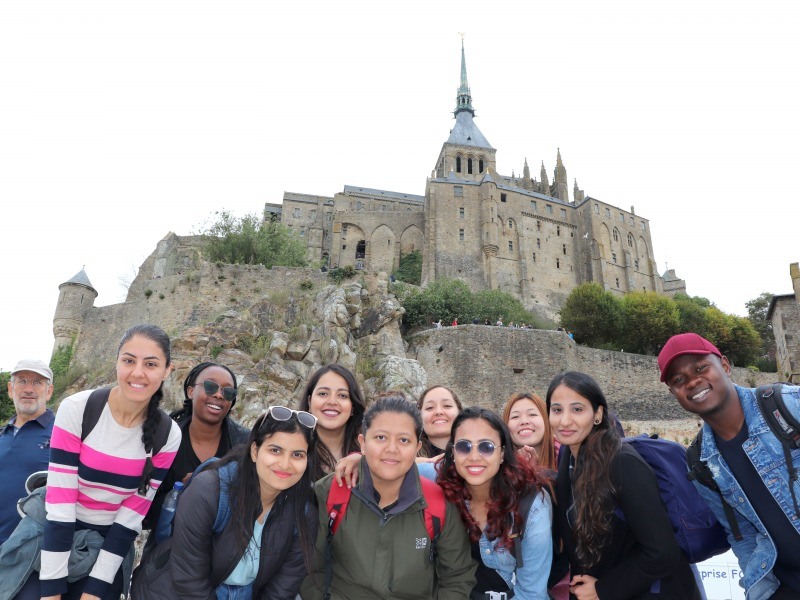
left=594, top=419, right=601, bottom=425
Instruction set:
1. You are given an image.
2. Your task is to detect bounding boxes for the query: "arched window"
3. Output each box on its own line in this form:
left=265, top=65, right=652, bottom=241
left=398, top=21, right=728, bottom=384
left=468, top=158, right=473, bottom=174
left=628, top=233, right=634, bottom=247
left=613, top=229, right=619, bottom=242
left=508, top=219, right=513, bottom=229
left=456, top=156, right=462, bottom=173
left=355, top=240, right=366, bottom=259
left=479, top=159, right=484, bottom=173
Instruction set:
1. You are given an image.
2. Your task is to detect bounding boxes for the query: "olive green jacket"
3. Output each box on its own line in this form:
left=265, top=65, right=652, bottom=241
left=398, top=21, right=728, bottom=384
left=301, top=461, right=476, bottom=600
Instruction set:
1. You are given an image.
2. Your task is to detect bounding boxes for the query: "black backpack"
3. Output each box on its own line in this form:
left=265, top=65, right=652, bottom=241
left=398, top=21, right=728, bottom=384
left=686, top=383, right=800, bottom=542
left=82, top=388, right=172, bottom=494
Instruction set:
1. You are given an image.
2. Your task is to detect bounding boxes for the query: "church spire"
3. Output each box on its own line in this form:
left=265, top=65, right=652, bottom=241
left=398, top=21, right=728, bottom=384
left=454, top=38, right=475, bottom=116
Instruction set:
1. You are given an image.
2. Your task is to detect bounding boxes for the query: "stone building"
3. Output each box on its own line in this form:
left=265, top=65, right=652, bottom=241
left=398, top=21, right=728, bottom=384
left=270, top=42, right=685, bottom=320
left=768, top=262, right=800, bottom=383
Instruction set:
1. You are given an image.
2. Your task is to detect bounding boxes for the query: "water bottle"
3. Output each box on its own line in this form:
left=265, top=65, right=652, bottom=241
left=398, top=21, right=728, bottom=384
left=154, top=481, right=184, bottom=544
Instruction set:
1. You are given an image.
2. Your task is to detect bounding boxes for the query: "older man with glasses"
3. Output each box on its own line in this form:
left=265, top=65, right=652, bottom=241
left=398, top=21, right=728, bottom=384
left=0, top=359, right=55, bottom=545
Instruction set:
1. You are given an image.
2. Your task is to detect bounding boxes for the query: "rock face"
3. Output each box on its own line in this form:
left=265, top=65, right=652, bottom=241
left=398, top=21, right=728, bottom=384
left=62, top=260, right=424, bottom=428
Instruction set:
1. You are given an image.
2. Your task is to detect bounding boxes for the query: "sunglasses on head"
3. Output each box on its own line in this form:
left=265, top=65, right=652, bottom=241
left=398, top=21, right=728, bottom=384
left=453, top=439, right=499, bottom=457
left=202, top=380, right=237, bottom=403
left=267, top=405, right=318, bottom=430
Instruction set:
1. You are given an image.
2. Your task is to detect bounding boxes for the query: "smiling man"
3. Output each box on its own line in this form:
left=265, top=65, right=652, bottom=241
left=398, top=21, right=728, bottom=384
left=659, top=333, right=800, bottom=600
left=0, top=359, right=55, bottom=544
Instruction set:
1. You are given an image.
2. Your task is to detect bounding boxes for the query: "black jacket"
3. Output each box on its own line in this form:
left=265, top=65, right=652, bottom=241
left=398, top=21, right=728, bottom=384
left=170, top=464, right=317, bottom=600
left=554, top=443, right=701, bottom=600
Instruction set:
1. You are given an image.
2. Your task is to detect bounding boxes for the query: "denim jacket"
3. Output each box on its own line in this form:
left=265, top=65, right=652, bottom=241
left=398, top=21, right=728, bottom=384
left=692, top=384, right=800, bottom=600
left=477, top=490, right=552, bottom=600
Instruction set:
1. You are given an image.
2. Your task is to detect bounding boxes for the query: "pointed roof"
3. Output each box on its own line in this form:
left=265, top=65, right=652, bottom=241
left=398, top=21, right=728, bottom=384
left=61, top=268, right=96, bottom=291
left=446, top=40, right=493, bottom=149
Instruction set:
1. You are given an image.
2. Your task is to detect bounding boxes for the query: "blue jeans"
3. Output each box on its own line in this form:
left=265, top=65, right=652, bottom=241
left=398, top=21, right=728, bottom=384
left=216, top=582, right=253, bottom=600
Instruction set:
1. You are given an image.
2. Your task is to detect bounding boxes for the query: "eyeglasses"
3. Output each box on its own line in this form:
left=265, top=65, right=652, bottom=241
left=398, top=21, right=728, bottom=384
left=13, top=377, right=50, bottom=390
left=202, top=380, right=237, bottom=403
left=453, top=439, right=499, bottom=457
left=268, top=405, right=317, bottom=430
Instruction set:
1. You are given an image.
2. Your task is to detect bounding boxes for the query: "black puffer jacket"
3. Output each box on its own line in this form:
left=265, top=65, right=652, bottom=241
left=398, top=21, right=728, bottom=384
left=170, top=464, right=317, bottom=600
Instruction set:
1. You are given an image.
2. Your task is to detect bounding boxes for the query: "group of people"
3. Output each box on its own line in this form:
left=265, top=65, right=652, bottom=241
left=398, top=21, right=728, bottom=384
left=0, top=325, right=798, bottom=599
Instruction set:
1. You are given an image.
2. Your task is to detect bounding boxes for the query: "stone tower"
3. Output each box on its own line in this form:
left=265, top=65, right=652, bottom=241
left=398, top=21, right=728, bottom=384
left=52, top=268, right=98, bottom=354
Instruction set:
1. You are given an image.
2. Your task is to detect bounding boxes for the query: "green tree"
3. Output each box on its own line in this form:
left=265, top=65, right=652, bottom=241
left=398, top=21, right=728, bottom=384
left=620, top=291, right=680, bottom=354
left=724, top=315, right=762, bottom=368
left=0, top=371, right=11, bottom=423
left=559, top=283, right=623, bottom=347
left=673, top=293, right=710, bottom=337
left=202, top=210, right=308, bottom=268
left=393, top=250, right=422, bottom=285
left=745, top=292, right=777, bottom=365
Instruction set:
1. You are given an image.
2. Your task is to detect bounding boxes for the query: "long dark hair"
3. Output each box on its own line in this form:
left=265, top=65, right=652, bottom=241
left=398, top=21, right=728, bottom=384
left=437, top=407, right=551, bottom=549
left=299, top=364, right=365, bottom=480
left=502, top=392, right=557, bottom=470
left=211, top=410, right=316, bottom=570
left=117, top=324, right=171, bottom=494
left=172, top=362, right=238, bottom=424
left=416, top=386, right=463, bottom=458
left=546, top=371, right=621, bottom=569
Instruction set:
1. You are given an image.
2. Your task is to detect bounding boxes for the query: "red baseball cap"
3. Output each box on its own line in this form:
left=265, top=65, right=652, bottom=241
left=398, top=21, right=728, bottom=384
left=658, top=333, right=722, bottom=383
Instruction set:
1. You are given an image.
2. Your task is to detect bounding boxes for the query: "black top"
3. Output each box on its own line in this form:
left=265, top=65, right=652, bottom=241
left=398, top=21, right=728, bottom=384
left=470, top=539, right=511, bottom=595
left=554, top=443, right=700, bottom=600
left=715, top=424, right=800, bottom=592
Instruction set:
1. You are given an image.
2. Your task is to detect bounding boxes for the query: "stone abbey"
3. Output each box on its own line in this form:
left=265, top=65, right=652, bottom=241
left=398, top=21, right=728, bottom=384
left=268, top=42, right=686, bottom=320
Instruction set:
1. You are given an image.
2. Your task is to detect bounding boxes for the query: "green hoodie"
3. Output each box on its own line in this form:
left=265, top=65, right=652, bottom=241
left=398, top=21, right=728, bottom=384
left=301, top=462, right=476, bottom=600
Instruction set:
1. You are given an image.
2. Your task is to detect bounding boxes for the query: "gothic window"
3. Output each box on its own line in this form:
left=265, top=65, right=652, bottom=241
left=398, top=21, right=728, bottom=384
left=459, top=229, right=465, bottom=241
left=628, top=233, right=634, bottom=247
left=456, top=157, right=462, bottom=173
left=479, top=159, right=484, bottom=173
left=459, top=207, right=464, bottom=219
left=292, top=208, right=301, bottom=218
left=560, top=208, right=567, bottom=219
left=508, top=219, right=513, bottom=229
left=531, top=201, right=537, bottom=212
left=454, top=186, right=463, bottom=197
left=508, top=241, right=513, bottom=252
left=468, top=158, right=473, bottom=174
left=613, top=230, right=619, bottom=242
left=501, top=193, right=507, bottom=203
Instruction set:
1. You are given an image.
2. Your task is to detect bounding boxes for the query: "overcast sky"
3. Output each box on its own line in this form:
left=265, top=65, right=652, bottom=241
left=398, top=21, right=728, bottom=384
left=1, top=0, right=798, bottom=372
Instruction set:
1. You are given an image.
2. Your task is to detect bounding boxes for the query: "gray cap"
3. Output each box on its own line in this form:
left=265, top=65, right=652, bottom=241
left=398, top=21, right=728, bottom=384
left=11, top=359, right=53, bottom=382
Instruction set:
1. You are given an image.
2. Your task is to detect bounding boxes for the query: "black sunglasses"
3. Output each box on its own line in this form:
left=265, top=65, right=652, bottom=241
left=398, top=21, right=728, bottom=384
left=453, top=439, right=499, bottom=457
left=202, top=380, right=237, bottom=403
left=268, top=405, right=318, bottom=430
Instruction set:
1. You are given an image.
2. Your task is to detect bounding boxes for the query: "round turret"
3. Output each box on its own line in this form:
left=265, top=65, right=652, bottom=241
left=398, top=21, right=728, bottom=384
left=53, top=268, right=98, bottom=354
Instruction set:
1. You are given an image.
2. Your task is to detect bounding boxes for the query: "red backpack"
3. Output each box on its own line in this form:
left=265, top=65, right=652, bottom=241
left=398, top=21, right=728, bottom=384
left=322, top=477, right=447, bottom=599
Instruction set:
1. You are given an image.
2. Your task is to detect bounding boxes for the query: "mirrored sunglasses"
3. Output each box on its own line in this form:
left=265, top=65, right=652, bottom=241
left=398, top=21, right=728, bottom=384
left=202, top=380, right=237, bottom=403
left=453, top=439, right=498, bottom=457
left=268, top=405, right=318, bottom=430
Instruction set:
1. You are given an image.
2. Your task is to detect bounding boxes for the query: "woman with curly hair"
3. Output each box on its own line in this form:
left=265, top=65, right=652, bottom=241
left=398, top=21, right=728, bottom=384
left=417, top=385, right=463, bottom=457
left=547, top=371, right=700, bottom=600
left=434, top=406, right=553, bottom=600
left=502, top=392, right=558, bottom=471
left=298, top=364, right=366, bottom=481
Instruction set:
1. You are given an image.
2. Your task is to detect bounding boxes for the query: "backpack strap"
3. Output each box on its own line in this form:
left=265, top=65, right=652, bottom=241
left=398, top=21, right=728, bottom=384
left=323, top=482, right=352, bottom=600
left=686, top=430, right=743, bottom=542
left=508, top=489, right=537, bottom=568
left=756, top=384, right=800, bottom=518
left=81, top=388, right=112, bottom=441
left=419, top=477, right=446, bottom=562
left=212, top=459, right=231, bottom=535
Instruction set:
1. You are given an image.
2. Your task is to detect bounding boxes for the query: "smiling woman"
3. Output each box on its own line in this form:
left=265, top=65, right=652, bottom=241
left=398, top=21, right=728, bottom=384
left=141, top=361, right=250, bottom=548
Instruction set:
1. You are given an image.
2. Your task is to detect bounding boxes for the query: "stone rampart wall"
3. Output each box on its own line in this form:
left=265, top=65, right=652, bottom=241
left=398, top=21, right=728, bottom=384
left=407, top=325, right=776, bottom=421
